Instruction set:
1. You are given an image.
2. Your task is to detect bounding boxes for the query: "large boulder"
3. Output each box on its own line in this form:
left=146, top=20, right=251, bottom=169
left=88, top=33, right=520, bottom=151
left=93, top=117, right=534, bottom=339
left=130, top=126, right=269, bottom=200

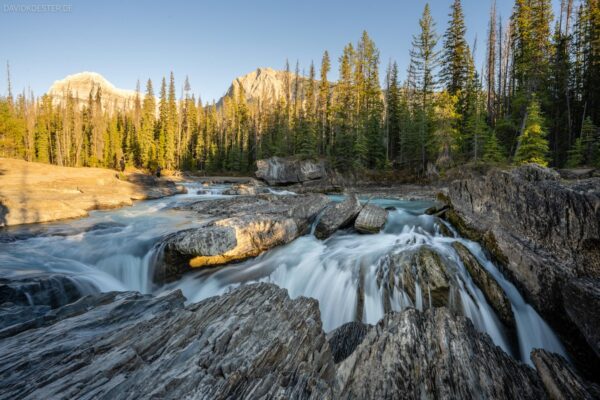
left=0, top=283, right=336, bottom=399
left=452, top=242, right=514, bottom=329
left=155, top=194, right=331, bottom=282
left=354, top=204, right=388, bottom=234
left=255, top=156, right=327, bottom=185
left=562, top=277, right=600, bottom=359
left=315, top=194, right=363, bottom=239
left=335, top=308, right=546, bottom=399
left=444, top=164, right=600, bottom=374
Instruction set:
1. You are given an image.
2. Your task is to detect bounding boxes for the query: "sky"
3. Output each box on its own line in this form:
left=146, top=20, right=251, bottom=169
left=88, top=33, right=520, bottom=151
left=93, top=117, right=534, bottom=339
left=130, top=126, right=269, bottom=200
left=1, top=0, right=562, bottom=103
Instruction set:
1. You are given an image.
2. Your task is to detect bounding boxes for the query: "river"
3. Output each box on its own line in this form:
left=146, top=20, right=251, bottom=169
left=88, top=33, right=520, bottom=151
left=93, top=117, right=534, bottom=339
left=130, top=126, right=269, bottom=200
left=0, top=182, right=567, bottom=366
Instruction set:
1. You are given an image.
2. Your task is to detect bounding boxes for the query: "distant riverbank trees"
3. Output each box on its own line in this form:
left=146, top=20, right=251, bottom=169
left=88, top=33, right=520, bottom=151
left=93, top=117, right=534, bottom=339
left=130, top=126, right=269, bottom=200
left=1, top=0, right=600, bottom=174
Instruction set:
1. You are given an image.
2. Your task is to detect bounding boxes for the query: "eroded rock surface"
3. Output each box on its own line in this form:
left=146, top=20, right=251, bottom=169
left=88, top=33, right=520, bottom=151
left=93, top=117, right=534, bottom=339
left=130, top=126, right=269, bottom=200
left=452, top=242, right=514, bottom=328
left=326, top=321, right=369, bottom=364
left=335, top=308, right=546, bottom=399
left=354, top=204, right=387, bottom=233
left=0, top=283, right=336, bottom=400
left=563, top=277, right=600, bottom=359
left=315, top=194, right=362, bottom=239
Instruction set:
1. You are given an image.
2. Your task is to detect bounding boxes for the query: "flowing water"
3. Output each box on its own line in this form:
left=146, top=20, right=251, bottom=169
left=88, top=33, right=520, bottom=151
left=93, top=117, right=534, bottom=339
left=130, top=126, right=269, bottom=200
left=0, top=182, right=566, bottom=366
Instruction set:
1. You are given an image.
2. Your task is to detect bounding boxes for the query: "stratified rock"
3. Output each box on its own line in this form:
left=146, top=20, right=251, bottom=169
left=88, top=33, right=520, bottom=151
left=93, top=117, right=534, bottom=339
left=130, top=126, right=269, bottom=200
left=156, top=194, right=331, bottom=282
left=335, top=308, right=546, bottom=399
left=446, top=164, right=600, bottom=373
left=315, top=194, right=362, bottom=239
left=256, top=156, right=326, bottom=185
left=354, top=204, right=387, bottom=234
left=387, top=246, right=452, bottom=308
left=326, top=321, right=369, bottom=363
left=0, top=274, right=91, bottom=310
left=0, top=283, right=335, bottom=399
left=563, top=277, right=600, bottom=359
left=531, top=349, right=600, bottom=400
left=452, top=242, right=514, bottom=328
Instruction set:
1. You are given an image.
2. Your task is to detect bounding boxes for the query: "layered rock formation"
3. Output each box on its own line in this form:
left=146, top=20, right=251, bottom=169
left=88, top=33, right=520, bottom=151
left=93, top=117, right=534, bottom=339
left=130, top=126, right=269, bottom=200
left=441, top=164, right=600, bottom=375
left=354, top=204, right=388, bottom=233
left=314, top=194, right=363, bottom=239
left=255, top=156, right=327, bottom=185
left=2, top=280, right=593, bottom=399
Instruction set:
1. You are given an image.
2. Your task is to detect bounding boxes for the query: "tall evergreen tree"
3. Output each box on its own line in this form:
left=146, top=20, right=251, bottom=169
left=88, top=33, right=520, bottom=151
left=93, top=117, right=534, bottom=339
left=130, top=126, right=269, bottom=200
left=515, top=96, right=550, bottom=166
left=441, top=0, right=470, bottom=95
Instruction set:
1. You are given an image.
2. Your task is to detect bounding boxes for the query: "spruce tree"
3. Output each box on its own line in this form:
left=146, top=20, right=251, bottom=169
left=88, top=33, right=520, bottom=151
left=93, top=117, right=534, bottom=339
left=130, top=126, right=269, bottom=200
left=141, top=79, right=156, bottom=168
left=515, top=97, right=550, bottom=166
left=318, top=51, right=331, bottom=155
left=482, top=130, right=505, bottom=163
left=441, top=0, right=470, bottom=95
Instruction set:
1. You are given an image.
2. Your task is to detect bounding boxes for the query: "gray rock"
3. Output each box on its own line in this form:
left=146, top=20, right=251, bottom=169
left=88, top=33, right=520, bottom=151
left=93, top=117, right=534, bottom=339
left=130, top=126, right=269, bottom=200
left=315, top=194, right=362, bottom=239
left=531, top=349, right=600, bottom=400
left=0, top=283, right=336, bottom=399
left=558, top=168, right=596, bottom=180
left=563, top=278, right=600, bottom=359
left=354, top=204, right=387, bottom=233
left=326, top=321, right=369, bottom=363
left=335, top=308, right=546, bottom=399
left=452, top=242, right=515, bottom=328
left=222, top=181, right=269, bottom=195
left=0, top=274, right=92, bottom=310
left=256, top=156, right=327, bottom=185
left=446, top=164, right=600, bottom=373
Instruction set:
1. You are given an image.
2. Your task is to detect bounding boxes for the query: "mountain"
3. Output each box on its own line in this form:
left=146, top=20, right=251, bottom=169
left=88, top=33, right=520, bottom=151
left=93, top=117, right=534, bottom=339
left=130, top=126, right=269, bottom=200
left=48, top=72, right=138, bottom=111
left=220, top=67, right=300, bottom=106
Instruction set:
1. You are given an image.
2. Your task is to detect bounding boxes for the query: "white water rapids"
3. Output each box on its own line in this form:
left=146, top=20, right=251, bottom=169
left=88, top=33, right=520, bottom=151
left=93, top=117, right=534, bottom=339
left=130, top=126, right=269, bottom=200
left=0, top=182, right=566, bottom=366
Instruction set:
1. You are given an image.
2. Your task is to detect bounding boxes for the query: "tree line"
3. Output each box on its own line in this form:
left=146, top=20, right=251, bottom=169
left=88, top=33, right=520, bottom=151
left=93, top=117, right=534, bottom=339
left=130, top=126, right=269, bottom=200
left=1, top=0, right=599, bottom=174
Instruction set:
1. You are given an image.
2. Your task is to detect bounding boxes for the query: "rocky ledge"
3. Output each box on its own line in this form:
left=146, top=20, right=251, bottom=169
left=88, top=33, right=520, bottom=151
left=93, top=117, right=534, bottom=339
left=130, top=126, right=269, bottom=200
left=0, top=158, right=185, bottom=227
left=437, top=164, right=600, bottom=376
left=0, top=281, right=596, bottom=399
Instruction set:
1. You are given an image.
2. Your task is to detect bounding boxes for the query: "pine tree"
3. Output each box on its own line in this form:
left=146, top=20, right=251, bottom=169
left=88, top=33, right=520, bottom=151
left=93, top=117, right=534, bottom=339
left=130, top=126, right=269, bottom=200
left=385, top=61, right=401, bottom=163
left=317, top=51, right=331, bottom=155
left=482, top=130, right=506, bottom=163
left=441, top=0, right=470, bottom=95
left=515, top=97, right=550, bottom=166
left=332, top=43, right=356, bottom=171
left=166, top=72, right=177, bottom=169
left=140, top=79, right=156, bottom=167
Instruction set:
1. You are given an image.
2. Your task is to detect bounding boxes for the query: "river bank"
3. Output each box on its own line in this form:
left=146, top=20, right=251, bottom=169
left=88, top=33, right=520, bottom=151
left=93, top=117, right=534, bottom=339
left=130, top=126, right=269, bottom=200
left=0, top=158, right=186, bottom=227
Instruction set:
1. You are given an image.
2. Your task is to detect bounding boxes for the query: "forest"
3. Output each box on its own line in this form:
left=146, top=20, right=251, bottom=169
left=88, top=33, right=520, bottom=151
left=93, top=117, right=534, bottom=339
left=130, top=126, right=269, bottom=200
left=0, top=0, right=599, bottom=175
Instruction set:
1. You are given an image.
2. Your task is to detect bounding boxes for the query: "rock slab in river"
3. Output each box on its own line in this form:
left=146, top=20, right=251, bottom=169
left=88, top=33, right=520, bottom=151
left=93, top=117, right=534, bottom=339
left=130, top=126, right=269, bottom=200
left=452, top=242, right=515, bottom=329
left=156, top=194, right=331, bottom=282
left=354, top=204, right=387, bottom=233
left=0, top=283, right=336, bottom=399
left=335, top=308, right=546, bottom=399
left=255, top=156, right=326, bottom=185
left=315, top=194, right=362, bottom=239
left=326, top=321, right=369, bottom=363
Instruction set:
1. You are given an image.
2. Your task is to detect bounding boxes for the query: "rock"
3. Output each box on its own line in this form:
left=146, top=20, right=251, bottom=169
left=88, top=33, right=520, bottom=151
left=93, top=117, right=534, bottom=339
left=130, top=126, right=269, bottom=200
left=0, top=283, right=336, bottom=399
left=531, top=349, right=600, bottom=400
left=222, top=181, right=268, bottom=195
left=326, top=321, right=369, bottom=363
left=387, top=246, right=452, bottom=309
left=452, top=242, right=515, bottom=328
left=335, top=308, right=546, bottom=399
left=315, top=194, right=362, bottom=239
left=156, top=194, right=331, bottom=282
left=563, top=278, right=600, bottom=359
left=354, top=204, right=387, bottom=233
left=558, top=168, right=596, bottom=180
left=0, top=158, right=185, bottom=227
left=256, top=156, right=327, bottom=185
left=0, top=274, right=92, bottom=309
left=445, top=164, right=600, bottom=374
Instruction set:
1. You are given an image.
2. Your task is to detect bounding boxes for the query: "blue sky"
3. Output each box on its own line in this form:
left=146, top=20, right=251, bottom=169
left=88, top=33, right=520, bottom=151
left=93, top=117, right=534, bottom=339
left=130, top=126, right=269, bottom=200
left=1, top=0, right=561, bottom=102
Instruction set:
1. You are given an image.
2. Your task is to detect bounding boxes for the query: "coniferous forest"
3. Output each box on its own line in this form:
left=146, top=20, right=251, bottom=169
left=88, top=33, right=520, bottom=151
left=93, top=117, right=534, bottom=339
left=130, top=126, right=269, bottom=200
left=1, top=0, right=600, bottom=175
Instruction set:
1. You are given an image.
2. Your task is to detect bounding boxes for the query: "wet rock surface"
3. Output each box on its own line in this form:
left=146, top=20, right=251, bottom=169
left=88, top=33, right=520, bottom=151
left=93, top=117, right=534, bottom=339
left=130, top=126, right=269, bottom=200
left=155, top=194, right=331, bottom=282
left=326, top=321, right=370, bottom=363
left=0, top=283, right=336, bottom=400
left=452, top=242, right=514, bottom=328
left=354, top=204, right=387, bottom=233
left=314, top=194, right=363, bottom=239
left=531, top=349, right=600, bottom=400
left=563, top=277, right=600, bottom=359
left=335, top=308, right=546, bottom=400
